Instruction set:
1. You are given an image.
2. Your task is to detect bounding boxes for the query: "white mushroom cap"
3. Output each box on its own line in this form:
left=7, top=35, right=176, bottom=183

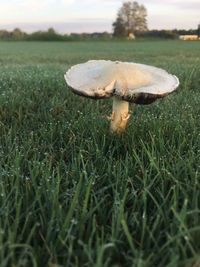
left=64, top=60, right=179, bottom=104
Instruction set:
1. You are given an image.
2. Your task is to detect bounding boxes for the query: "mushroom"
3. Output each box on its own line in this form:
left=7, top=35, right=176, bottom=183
left=64, top=60, right=179, bottom=134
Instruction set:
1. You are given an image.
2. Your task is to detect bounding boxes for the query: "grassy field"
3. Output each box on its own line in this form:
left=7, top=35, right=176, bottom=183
left=0, top=40, right=200, bottom=267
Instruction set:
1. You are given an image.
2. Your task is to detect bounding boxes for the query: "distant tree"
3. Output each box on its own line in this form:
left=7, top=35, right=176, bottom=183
left=0, top=30, right=12, bottom=40
left=113, top=1, right=148, bottom=37
left=198, top=24, right=200, bottom=37
left=47, top=27, right=56, bottom=34
left=172, top=28, right=197, bottom=36
left=137, top=30, right=178, bottom=39
left=26, top=28, right=64, bottom=41
left=12, top=28, right=24, bottom=40
left=113, top=16, right=127, bottom=37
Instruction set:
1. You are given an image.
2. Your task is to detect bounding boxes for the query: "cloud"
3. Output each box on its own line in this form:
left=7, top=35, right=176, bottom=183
left=175, top=1, right=200, bottom=9
left=0, top=0, right=199, bottom=30
left=145, top=0, right=200, bottom=9
left=60, top=0, right=75, bottom=5
left=0, top=0, right=65, bottom=23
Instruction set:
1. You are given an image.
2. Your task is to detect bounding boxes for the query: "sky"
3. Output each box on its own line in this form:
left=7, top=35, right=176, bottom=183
left=0, top=0, right=199, bottom=33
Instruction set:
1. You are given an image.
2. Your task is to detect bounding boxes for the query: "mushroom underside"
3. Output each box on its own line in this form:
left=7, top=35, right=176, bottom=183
left=69, top=85, right=169, bottom=105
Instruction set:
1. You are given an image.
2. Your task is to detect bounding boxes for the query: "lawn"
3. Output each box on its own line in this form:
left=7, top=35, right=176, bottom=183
left=0, top=40, right=200, bottom=267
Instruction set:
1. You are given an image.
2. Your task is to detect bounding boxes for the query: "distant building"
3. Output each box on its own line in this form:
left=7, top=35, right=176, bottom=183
left=128, top=33, right=135, bottom=40
left=179, top=35, right=199, bottom=40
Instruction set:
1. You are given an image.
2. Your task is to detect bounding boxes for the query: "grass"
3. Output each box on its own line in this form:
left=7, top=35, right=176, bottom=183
left=0, top=40, right=200, bottom=267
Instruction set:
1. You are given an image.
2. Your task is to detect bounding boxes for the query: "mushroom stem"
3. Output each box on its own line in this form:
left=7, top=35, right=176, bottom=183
left=110, top=96, right=130, bottom=134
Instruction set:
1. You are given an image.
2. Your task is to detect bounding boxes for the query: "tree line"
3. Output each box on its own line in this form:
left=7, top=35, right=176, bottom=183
left=0, top=28, right=113, bottom=41
left=0, top=28, right=198, bottom=41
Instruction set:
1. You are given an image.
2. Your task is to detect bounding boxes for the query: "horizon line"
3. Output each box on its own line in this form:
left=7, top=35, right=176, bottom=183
left=0, top=21, right=198, bottom=34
